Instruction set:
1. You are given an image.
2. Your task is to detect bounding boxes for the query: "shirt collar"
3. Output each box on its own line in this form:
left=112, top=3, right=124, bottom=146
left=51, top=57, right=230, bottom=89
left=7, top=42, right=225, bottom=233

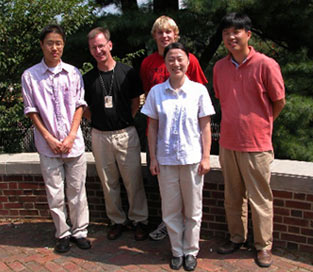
left=165, top=76, right=190, bottom=94
left=39, top=58, right=69, bottom=75
left=228, top=46, right=255, bottom=67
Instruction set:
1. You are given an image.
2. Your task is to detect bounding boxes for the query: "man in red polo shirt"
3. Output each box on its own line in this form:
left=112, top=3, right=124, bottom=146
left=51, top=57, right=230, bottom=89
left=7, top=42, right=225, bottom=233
left=213, top=13, right=285, bottom=268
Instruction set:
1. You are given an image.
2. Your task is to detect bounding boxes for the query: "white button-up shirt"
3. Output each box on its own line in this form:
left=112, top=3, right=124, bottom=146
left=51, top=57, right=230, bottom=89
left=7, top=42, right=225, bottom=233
left=141, top=77, right=215, bottom=165
left=21, top=59, right=87, bottom=158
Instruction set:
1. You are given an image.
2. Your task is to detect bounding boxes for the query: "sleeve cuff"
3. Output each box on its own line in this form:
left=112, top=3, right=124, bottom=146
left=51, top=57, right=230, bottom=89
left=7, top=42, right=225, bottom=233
left=24, top=107, right=38, bottom=116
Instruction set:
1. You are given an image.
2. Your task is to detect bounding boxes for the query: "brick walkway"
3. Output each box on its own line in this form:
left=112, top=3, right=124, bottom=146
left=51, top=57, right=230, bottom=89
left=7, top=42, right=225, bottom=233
left=0, top=220, right=312, bottom=272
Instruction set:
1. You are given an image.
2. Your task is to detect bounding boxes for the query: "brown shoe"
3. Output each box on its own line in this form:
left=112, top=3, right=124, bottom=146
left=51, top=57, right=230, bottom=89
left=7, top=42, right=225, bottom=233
left=217, top=240, right=243, bottom=254
left=134, top=222, right=149, bottom=241
left=256, top=249, right=273, bottom=267
left=107, top=224, right=123, bottom=240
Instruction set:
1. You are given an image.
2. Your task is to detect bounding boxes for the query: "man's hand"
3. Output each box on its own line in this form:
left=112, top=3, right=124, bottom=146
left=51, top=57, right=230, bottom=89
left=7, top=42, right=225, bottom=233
left=46, top=135, right=63, bottom=154
left=149, top=158, right=160, bottom=176
left=60, top=133, right=76, bottom=154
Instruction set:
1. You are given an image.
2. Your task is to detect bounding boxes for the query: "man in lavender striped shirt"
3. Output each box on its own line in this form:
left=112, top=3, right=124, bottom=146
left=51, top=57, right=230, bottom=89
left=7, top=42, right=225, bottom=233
left=21, top=25, right=91, bottom=253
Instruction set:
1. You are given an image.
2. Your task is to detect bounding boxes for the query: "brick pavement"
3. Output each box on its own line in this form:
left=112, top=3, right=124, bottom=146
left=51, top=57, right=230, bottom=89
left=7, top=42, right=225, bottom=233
left=0, top=219, right=312, bottom=272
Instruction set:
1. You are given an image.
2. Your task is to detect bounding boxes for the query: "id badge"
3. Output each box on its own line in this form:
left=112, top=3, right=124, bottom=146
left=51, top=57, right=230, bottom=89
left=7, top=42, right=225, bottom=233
left=104, top=95, right=113, bottom=108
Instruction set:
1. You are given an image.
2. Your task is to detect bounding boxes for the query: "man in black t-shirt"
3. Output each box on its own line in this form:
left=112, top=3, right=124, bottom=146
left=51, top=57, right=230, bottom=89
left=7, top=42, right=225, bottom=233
left=83, top=27, right=149, bottom=241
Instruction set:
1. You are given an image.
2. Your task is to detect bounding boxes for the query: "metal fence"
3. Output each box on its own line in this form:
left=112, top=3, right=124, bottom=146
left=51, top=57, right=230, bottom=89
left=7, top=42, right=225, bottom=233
left=0, top=119, right=92, bottom=153
left=0, top=119, right=220, bottom=154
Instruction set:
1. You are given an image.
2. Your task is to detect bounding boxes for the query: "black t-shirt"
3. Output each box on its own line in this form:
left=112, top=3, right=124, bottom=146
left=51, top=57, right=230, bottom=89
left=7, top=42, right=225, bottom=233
left=83, top=62, right=143, bottom=131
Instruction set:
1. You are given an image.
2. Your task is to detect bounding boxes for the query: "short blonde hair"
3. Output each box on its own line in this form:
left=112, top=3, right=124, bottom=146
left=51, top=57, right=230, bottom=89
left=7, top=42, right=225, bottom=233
left=87, top=27, right=110, bottom=41
left=151, top=15, right=180, bottom=41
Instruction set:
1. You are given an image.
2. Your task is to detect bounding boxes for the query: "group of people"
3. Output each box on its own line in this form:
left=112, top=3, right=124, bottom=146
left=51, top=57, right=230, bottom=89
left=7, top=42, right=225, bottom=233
left=21, top=12, right=285, bottom=271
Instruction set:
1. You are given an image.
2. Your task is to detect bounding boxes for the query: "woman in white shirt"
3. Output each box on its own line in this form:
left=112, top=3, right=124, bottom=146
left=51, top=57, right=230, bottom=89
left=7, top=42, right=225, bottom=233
left=141, top=42, right=215, bottom=271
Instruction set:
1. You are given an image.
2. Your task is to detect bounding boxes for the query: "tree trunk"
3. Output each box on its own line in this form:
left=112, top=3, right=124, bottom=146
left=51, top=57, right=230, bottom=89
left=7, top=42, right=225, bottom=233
left=121, top=0, right=138, bottom=11
left=199, top=26, right=222, bottom=69
left=153, top=0, right=179, bottom=12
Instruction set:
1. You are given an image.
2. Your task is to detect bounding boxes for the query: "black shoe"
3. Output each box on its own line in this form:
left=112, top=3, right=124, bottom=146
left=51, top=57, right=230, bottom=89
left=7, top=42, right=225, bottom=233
left=70, top=237, right=91, bottom=249
left=134, top=222, right=149, bottom=241
left=217, top=240, right=243, bottom=254
left=170, top=256, right=183, bottom=270
left=184, top=255, right=197, bottom=271
left=55, top=236, right=71, bottom=253
left=107, top=224, right=123, bottom=240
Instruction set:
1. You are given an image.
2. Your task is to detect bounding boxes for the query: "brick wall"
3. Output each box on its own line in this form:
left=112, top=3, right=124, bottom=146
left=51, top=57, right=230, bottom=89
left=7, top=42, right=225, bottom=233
left=0, top=153, right=312, bottom=253
left=272, top=190, right=313, bottom=252
left=0, top=175, right=48, bottom=218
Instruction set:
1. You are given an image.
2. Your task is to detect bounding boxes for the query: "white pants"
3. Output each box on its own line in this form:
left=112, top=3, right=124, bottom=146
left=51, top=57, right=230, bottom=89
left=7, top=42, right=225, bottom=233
left=39, top=153, right=89, bottom=239
left=158, top=164, right=203, bottom=257
left=92, top=126, right=148, bottom=224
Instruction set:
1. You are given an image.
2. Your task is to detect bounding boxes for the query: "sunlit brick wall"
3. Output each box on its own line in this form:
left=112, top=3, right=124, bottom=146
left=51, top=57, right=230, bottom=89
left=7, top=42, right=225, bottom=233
left=0, top=154, right=312, bottom=253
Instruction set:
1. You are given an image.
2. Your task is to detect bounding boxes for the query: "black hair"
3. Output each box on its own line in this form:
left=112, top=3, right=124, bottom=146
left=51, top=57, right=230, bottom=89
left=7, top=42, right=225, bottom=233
left=39, top=24, right=66, bottom=43
left=220, top=12, right=252, bottom=31
left=163, top=42, right=189, bottom=59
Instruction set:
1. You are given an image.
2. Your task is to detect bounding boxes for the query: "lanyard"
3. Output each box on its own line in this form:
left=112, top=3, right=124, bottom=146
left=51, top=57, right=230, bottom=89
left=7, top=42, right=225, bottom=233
left=98, top=68, right=115, bottom=96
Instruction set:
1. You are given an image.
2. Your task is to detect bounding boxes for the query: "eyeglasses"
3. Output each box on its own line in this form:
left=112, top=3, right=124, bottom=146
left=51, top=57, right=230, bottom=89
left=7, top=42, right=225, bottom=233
left=90, top=40, right=110, bottom=51
left=45, top=41, right=64, bottom=48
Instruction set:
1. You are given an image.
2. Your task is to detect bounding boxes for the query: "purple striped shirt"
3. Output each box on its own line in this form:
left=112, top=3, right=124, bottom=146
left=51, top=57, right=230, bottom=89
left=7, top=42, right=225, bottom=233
left=21, top=59, right=87, bottom=158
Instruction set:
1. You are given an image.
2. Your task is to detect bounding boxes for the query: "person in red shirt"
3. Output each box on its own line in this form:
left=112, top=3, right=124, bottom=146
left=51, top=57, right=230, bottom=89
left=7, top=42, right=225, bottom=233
left=140, top=15, right=208, bottom=242
left=140, top=16, right=207, bottom=96
left=213, top=13, right=285, bottom=268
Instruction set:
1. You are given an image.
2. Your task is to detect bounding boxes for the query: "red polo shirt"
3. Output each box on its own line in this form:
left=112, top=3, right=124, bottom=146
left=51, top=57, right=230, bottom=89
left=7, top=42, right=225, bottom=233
left=213, top=46, right=285, bottom=152
left=140, top=52, right=208, bottom=95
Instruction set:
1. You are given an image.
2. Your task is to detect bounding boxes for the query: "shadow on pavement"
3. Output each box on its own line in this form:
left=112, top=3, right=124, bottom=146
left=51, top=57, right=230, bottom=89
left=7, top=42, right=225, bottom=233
left=0, top=220, right=312, bottom=271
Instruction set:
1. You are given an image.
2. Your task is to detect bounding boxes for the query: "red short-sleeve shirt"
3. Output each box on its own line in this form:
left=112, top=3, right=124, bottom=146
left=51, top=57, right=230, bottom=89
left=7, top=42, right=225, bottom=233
left=213, top=47, right=285, bottom=152
left=140, top=52, right=207, bottom=95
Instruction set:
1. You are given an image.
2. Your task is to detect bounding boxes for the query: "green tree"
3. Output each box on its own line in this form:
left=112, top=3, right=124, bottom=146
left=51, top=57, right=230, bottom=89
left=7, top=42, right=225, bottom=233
left=274, top=94, right=313, bottom=161
left=95, top=0, right=139, bottom=12
left=94, top=0, right=179, bottom=13
left=0, top=0, right=95, bottom=152
left=183, top=0, right=313, bottom=161
left=64, top=0, right=313, bottom=161
left=2, top=0, right=313, bottom=161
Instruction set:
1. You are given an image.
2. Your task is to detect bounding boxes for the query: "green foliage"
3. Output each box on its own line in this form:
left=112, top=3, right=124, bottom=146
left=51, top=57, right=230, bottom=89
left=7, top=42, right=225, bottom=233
left=114, top=49, right=146, bottom=66
left=183, top=0, right=313, bottom=161
left=1, top=0, right=313, bottom=162
left=183, top=0, right=225, bottom=14
left=0, top=0, right=95, bottom=96
left=0, top=0, right=95, bottom=153
left=241, top=0, right=313, bottom=57
left=0, top=102, right=31, bottom=153
left=281, top=51, right=313, bottom=97
left=80, top=62, right=95, bottom=75
left=273, top=94, right=313, bottom=161
left=247, top=36, right=313, bottom=161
